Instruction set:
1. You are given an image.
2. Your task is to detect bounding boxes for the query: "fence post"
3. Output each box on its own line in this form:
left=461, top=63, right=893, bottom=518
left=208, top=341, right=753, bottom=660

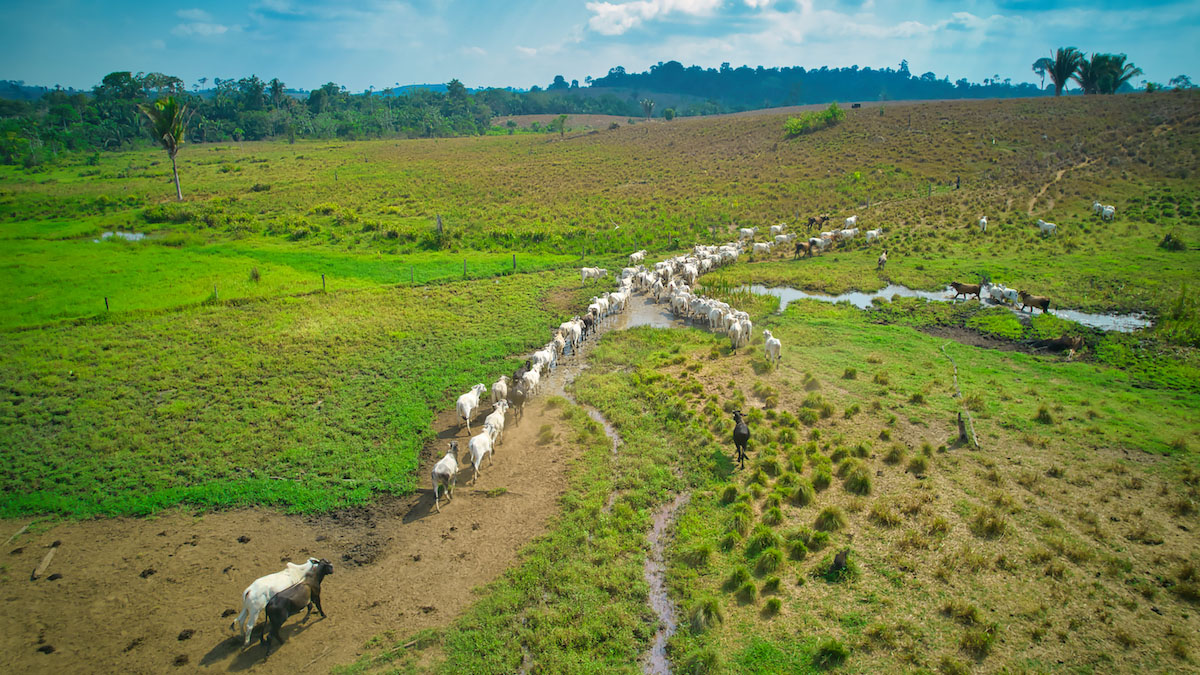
left=322, top=274, right=326, bottom=292
left=463, top=259, right=467, bottom=278
left=214, top=285, right=218, bottom=300
left=512, top=253, right=516, bottom=270
left=411, top=266, right=414, bottom=284
left=104, top=297, right=109, bottom=311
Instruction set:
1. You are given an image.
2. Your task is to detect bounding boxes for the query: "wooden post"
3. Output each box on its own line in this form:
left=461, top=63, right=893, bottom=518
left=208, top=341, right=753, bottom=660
left=104, top=297, right=109, bottom=311
left=322, top=274, right=326, bottom=292
left=214, top=285, right=218, bottom=300
left=411, top=266, right=414, bottom=284
left=957, top=412, right=968, bottom=444
left=436, top=214, right=443, bottom=235
left=463, top=258, right=467, bottom=278
left=512, top=253, right=516, bottom=270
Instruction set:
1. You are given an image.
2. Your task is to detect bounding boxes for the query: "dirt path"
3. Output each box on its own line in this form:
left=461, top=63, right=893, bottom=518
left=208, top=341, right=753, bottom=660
left=1026, top=157, right=1095, bottom=214
left=0, top=377, right=593, bottom=674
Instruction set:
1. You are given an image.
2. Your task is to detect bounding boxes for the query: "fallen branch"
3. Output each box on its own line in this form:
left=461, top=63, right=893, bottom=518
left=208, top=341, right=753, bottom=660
left=4, top=522, right=30, bottom=546
left=31, top=542, right=59, bottom=581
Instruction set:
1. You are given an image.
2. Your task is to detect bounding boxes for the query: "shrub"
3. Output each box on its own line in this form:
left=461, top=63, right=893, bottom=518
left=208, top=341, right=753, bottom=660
left=816, top=506, right=847, bottom=532
left=762, top=576, right=782, bottom=594
left=689, top=598, right=724, bottom=633
left=813, top=467, right=833, bottom=491
left=784, top=102, right=846, bottom=137
left=248, top=267, right=260, bottom=283
left=884, top=444, right=906, bottom=465
left=730, top=505, right=752, bottom=536
left=813, top=637, right=849, bottom=669
left=843, top=367, right=857, bottom=379
left=719, top=532, right=742, bottom=551
left=1160, top=232, right=1187, bottom=251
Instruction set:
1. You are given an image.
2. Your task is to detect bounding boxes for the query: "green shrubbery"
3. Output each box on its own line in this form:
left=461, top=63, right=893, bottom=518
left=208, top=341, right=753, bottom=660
left=784, top=103, right=846, bottom=137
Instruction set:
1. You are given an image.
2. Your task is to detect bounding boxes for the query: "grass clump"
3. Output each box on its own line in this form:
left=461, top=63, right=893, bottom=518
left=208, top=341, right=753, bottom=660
left=791, top=477, right=815, bottom=506
left=757, top=547, right=784, bottom=574
left=959, top=623, right=999, bottom=658
left=907, top=455, right=930, bottom=475
left=682, top=543, right=714, bottom=568
left=942, top=599, right=981, bottom=625
left=788, top=539, right=809, bottom=560
left=764, top=597, right=783, bottom=616
left=737, top=580, right=758, bottom=603
left=969, top=507, right=1010, bottom=539
left=843, top=367, right=857, bottom=380
left=812, top=466, right=833, bottom=491
left=720, top=484, right=740, bottom=504
left=746, top=525, right=784, bottom=558
left=1034, top=405, right=1055, bottom=424
left=815, top=506, right=847, bottom=532
left=813, top=637, right=849, bottom=669
left=884, top=444, right=907, bottom=465
left=689, top=597, right=724, bottom=633
left=869, top=502, right=902, bottom=527
left=762, top=506, right=784, bottom=526
left=843, top=461, right=873, bottom=495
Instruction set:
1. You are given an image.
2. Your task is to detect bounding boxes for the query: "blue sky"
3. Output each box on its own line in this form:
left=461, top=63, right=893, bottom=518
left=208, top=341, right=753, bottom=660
left=1, top=0, right=1197, bottom=92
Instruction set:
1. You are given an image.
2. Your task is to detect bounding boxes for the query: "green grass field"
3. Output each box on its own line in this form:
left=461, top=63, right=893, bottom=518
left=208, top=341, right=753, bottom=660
left=1, top=93, right=1198, bottom=671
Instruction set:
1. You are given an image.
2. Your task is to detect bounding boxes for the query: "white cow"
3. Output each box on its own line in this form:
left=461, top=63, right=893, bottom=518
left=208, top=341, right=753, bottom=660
left=844, top=215, right=858, bottom=228
left=1036, top=219, right=1057, bottom=236
left=769, top=223, right=787, bottom=236
left=456, top=383, right=488, bottom=435
left=467, top=425, right=494, bottom=485
left=865, top=228, right=883, bottom=243
left=763, top=329, right=782, bottom=367
left=752, top=242, right=772, bottom=256
left=738, top=226, right=759, bottom=241
left=978, top=217, right=987, bottom=233
left=490, top=375, right=509, bottom=406
left=1101, top=205, right=1115, bottom=222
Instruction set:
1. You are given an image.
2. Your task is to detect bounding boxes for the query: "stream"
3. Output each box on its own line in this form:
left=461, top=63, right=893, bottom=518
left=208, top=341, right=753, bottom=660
left=539, top=291, right=689, bottom=675
left=742, top=283, right=1153, bottom=332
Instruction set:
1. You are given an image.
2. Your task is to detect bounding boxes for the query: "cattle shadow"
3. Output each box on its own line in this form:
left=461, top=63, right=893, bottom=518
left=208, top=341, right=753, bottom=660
left=200, top=616, right=326, bottom=671
left=401, top=487, right=444, bottom=524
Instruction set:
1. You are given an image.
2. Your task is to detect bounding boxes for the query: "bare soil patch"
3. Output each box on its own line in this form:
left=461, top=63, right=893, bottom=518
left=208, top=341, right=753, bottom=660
left=0, top=397, right=579, bottom=674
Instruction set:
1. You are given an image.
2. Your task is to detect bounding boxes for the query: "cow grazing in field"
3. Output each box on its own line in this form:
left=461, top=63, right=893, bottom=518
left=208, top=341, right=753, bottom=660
left=794, top=240, right=812, bottom=259
left=950, top=282, right=981, bottom=301
left=1018, top=290, right=1051, bottom=314
left=1036, top=219, right=1057, bottom=236
left=732, top=410, right=750, bottom=470
left=876, top=250, right=888, bottom=271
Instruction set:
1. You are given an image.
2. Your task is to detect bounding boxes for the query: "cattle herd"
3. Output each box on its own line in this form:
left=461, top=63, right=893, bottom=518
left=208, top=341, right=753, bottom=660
left=231, top=201, right=1117, bottom=656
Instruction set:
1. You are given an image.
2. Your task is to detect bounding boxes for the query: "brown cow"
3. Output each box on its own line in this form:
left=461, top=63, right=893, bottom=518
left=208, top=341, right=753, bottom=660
left=1018, top=291, right=1051, bottom=313
left=794, top=240, right=812, bottom=259
left=1032, top=334, right=1083, bottom=352
left=950, top=282, right=981, bottom=300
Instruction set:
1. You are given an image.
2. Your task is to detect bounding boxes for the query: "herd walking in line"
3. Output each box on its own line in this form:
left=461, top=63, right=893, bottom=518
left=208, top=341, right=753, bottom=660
left=229, top=198, right=1115, bottom=657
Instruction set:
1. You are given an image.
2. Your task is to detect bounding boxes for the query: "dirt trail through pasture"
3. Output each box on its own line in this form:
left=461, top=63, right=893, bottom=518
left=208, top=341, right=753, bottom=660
left=0, top=392, right=585, bottom=674
left=1026, top=157, right=1096, bottom=214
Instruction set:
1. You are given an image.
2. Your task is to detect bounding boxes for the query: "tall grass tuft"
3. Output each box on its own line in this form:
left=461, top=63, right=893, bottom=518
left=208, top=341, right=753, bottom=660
left=816, top=506, right=847, bottom=532
left=689, top=597, right=724, bottom=633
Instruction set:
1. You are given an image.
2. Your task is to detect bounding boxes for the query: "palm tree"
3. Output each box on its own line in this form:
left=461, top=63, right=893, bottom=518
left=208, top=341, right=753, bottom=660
left=138, top=96, right=189, bottom=201
left=1073, top=54, right=1101, bottom=95
left=640, top=98, right=655, bottom=120
left=1048, top=47, right=1083, bottom=96
left=1032, top=57, right=1054, bottom=91
left=1099, top=54, right=1142, bottom=94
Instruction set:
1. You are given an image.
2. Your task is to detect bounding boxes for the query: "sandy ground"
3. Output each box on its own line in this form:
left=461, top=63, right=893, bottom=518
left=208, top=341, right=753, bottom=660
left=0, top=392, right=583, bottom=675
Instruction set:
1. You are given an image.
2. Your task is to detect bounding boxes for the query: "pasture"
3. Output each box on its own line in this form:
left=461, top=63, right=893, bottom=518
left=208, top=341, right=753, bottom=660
left=1, top=92, right=1198, bottom=673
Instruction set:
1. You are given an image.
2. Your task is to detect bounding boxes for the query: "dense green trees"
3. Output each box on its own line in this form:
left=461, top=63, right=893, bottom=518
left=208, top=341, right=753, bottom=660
left=1045, top=48, right=1143, bottom=96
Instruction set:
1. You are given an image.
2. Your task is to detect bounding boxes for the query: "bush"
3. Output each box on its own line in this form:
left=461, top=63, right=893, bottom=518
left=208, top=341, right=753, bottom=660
left=784, top=102, right=846, bottom=138
left=843, top=367, right=857, bottom=380
left=762, top=576, right=782, bottom=593
left=814, top=637, right=849, bottom=669
left=788, top=539, right=809, bottom=560
left=762, top=506, right=784, bottom=526
left=726, top=565, right=751, bottom=590
left=816, top=506, right=847, bottom=532
left=884, top=444, right=906, bottom=465
left=908, top=455, right=930, bottom=475
left=1034, top=405, right=1054, bottom=424
left=730, top=505, right=752, bottom=536
left=1160, top=232, right=1187, bottom=251
left=720, top=484, right=739, bottom=504
left=764, top=597, right=783, bottom=616
left=813, top=467, right=833, bottom=491
left=682, top=543, right=713, bottom=568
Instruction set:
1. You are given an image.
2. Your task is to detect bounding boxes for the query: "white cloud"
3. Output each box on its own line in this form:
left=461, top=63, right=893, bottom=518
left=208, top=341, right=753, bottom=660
left=176, top=8, right=211, bottom=22
left=171, top=21, right=231, bottom=37
left=744, top=0, right=774, bottom=8
left=463, top=46, right=487, bottom=56
left=516, top=45, right=538, bottom=56
left=149, top=38, right=166, bottom=50
left=586, top=0, right=724, bottom=36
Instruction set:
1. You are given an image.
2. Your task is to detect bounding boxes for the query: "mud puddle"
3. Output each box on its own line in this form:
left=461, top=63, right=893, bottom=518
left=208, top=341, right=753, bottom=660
left=641, top=492, right=691, bottom=675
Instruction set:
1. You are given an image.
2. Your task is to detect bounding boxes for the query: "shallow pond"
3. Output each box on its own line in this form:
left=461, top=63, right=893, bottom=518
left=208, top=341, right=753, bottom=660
left=95, top=231, right=146, bottom=242
left=743, top=284, right=1153, bottom=333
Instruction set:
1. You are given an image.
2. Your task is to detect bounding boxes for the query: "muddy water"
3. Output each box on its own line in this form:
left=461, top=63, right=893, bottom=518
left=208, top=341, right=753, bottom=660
left=743, top=283, right=1152, bottom=332
left=542, top=291, right=690, bottom=672
left=642, top=493, right=691, bottom=675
